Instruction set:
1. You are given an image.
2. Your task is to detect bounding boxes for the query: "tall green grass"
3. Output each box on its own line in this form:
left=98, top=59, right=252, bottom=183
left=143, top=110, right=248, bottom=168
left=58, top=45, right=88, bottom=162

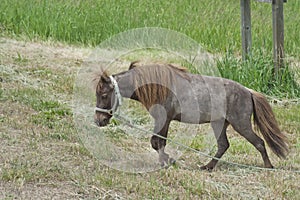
left=0, top=0, right=299, bottom=56
left=217, top=49, right=300, bottom=98
left=0, top=0, right=299, bottom=98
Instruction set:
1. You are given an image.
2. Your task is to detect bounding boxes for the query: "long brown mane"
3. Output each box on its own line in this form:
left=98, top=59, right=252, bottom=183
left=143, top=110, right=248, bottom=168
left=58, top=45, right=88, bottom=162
left=130, top=62, right=190, bottom=110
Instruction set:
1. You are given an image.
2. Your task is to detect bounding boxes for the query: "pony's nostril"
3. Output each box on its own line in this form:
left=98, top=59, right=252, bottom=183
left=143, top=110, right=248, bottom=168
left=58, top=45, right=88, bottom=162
left=94, top=118, right=109, bottom=127
left=94, top=120, right=100, bottom=126
left=95, top=119, right=102, bottom=126
left=103, top=118, right=109, bottom=125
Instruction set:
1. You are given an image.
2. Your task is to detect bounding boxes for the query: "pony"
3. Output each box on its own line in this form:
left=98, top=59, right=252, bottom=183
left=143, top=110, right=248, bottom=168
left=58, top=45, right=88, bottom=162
left=94, top=61, right=288, bottom=170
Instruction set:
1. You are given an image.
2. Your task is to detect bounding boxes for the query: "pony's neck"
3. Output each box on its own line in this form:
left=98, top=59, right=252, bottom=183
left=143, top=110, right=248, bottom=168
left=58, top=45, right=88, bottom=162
left=114, top=71, right=138, bottom=101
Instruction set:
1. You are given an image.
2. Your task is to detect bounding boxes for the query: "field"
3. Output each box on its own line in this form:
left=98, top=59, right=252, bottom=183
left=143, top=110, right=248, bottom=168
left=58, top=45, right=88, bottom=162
left=1, top=0, right=300, bottom=199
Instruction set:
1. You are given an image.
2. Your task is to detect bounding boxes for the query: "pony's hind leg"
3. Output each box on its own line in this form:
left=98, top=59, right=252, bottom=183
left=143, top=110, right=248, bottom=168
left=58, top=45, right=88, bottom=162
left=230, top=118, right=273, bottom=168
left=201, top=120, right=230, bottom=171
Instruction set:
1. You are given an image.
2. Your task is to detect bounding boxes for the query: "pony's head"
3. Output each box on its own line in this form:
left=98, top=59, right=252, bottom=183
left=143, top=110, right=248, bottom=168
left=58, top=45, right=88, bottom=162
left=94, top=71, right=118, bottom=127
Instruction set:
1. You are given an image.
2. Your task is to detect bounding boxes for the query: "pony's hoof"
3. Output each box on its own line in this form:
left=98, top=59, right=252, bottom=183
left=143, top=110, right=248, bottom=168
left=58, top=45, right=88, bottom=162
left=168, top=157, right=176, bottom=165
left=265, top=164, right=274, bottom=169
left=200, top=165, right=214, bottom=171
left=159, top=157, right=176, bottom=167
left=160, top=161, right=169, bottom=168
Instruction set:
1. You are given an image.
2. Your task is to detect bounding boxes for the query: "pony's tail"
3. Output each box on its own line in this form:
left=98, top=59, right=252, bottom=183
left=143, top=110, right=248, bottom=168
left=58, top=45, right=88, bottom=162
left=250, top=90, right=289, bottom=159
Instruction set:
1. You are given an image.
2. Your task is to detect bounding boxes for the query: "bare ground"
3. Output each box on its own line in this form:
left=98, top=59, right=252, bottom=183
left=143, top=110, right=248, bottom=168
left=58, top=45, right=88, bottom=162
left=0, top=38, right=300, bottom=199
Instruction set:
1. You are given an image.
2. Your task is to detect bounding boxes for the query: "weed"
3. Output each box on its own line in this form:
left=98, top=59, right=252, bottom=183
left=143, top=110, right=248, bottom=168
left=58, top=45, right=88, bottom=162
left=13, top=52, right=29, bottom=64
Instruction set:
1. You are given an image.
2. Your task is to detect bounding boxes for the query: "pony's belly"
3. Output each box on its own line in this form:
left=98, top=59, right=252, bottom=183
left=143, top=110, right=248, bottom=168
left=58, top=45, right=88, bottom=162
left=174, top=112, right=211, bottom=124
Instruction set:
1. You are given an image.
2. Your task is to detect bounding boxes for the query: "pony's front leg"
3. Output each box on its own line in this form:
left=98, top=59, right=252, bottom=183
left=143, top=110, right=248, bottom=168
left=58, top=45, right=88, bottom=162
left=150, top=119, right=175, bottom=167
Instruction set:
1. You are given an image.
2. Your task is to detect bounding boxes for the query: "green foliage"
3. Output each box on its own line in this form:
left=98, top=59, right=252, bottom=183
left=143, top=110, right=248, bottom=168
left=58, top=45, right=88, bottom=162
left=0, top=0, right=299, bottom=57
left=0, top=0, right=299, bottom=99
left=13, top=52, right=29, bottom=64
left=8, top=88, right=71, bottom=129
left=1, top=157, right=67, bottom=182
left=217, top=50, right=300, bottom=98
left=10, top=88, right=71, bottom=114
left=0, top=88, right=3, bottom=99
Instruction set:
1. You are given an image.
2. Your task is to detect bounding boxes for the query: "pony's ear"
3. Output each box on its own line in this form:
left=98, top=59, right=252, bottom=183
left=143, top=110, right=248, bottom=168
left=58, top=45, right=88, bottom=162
left=101, top=74, right=110, bottom=83
left=129, top=60, right=140, bottom=70
left=101, top=75, right=114, bottom=89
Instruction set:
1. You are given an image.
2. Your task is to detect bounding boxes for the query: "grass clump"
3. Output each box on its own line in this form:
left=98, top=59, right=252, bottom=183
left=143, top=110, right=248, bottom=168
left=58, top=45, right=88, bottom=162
left=9, top=88, right=71, bottom=115
left=217, top=50, right=300, bottom=99
left=8, top=88, right=72, bottom=130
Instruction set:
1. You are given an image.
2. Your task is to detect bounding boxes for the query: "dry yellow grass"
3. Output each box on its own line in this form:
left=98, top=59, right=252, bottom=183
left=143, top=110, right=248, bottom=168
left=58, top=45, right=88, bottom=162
left=0, top=38, right=299, bottom=199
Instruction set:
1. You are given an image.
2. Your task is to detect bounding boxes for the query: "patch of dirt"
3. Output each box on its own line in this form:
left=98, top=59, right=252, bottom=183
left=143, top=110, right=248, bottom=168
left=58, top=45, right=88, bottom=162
left=0, top=38, right=90, bottom=69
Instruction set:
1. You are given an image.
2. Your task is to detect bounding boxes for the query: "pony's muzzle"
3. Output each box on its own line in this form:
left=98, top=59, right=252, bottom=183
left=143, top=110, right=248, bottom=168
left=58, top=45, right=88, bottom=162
left=94, top=112, right=111, bottom=127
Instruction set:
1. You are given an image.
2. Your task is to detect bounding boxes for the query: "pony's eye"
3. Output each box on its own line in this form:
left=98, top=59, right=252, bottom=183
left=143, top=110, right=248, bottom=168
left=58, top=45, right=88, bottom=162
left=101, top=93, right=108, bottom=99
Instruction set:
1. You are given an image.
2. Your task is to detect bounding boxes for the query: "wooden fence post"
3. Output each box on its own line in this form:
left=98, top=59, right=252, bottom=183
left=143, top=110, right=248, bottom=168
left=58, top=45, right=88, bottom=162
left=272, top=0, right=285, bottom=76
left=240, top=0, right=252, bottom=60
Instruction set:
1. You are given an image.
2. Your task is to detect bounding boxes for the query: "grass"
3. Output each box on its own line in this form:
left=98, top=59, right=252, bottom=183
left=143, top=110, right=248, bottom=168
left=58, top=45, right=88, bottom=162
left=0, top=0, right=299, bottom=56
left=0, top=0, right=300, bottom=198
left=217, top=49, right=300, bottom=98
left=0, top=37, right=299, bottom=199
left=0, top=0, right=299, bottom=99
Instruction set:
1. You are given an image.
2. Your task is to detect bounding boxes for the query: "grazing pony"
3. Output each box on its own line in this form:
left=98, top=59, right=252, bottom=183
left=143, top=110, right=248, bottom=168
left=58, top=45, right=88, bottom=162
left=94, top=61, right=288, bottom=170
